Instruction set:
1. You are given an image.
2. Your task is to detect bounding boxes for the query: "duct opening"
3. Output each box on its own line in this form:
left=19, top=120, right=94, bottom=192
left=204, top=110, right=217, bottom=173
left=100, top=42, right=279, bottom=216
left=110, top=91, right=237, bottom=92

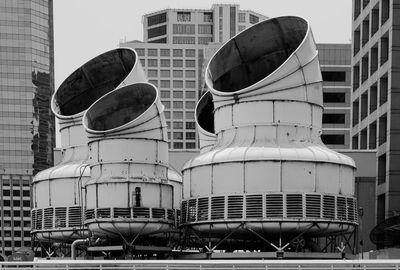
left=54, top=48, right=137, bottom=116
left=85, top=83, right=156, bottom=131
left=196, top=92, right=215, bottom=134
left=207, top=16, right=308, bottom=93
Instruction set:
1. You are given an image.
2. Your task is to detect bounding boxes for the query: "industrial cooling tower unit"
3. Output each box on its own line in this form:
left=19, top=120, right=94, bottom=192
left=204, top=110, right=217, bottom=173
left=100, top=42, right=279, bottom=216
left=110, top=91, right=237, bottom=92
left=180, top=16, right=358, bottom=254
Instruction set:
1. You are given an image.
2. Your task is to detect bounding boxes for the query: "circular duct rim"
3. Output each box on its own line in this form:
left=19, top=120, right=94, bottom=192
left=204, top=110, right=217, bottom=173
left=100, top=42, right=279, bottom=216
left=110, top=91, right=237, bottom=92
left=83, top=82, right=158, bottom=134
left=196, top=91, right=216, bottom=136
left=52, top=47, right=139, bottom=120
left=205, top=16, right=310, bottom=96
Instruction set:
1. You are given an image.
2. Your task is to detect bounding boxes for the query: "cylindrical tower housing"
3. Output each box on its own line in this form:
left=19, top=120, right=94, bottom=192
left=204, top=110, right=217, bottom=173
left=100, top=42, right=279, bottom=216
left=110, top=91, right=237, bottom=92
left=31, top=48, right=145, bottom=242
left=181, top=17, right=358, bottom=240
left=83, top=83, right=179, bottom=240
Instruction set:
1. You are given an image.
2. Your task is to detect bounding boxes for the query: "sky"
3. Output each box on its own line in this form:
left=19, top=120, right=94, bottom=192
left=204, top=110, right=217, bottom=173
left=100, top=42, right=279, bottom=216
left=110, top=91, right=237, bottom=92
left=53, top=0, right=352, bottom=88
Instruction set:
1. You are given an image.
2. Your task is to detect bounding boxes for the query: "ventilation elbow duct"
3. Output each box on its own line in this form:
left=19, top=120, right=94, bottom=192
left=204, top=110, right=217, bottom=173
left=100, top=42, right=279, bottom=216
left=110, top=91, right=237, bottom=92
left=31, top=48, right=146, bottom=243
left=196, top=91, right=216, bottom=153
left=83, top=83, right=177, bottom=239
left=181, top=16, right=357, bottom=242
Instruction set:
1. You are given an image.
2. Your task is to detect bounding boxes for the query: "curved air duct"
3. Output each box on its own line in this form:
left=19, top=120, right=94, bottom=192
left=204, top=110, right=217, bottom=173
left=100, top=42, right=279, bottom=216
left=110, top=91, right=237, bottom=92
left=31, top=48, right=146, bottom=242
left=196, top=91, right=216, bottom=153
left=181, top=17, right=358, bottom=239
left=83, top=83, right=180, bottom=239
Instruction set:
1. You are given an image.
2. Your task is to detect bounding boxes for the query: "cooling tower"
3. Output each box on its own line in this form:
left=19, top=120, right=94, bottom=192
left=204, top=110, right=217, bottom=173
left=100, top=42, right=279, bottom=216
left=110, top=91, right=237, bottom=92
left=83, top=83, right=180, bottom=240
left=31, top=48, right=146, bottom=242
left=181, top=16, right=358, bottom=243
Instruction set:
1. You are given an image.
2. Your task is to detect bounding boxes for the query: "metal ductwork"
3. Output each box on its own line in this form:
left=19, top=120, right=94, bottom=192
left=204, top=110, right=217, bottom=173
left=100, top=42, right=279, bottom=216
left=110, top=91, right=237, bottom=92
left=196, top=91, right=216, bottom=153
left=31, top=48, right=146, bottom=242
left=181, top=16, right=357, bottom=242
left=83, top=82, right=180, bottom=240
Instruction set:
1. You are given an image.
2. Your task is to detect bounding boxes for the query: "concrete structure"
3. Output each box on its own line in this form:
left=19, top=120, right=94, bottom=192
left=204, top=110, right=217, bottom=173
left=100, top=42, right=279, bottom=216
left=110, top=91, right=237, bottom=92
left=121, top=4, right=268, bottom=152
left=351, top=0, right=400, bottom=232
left=318, top=44, right=352, bottom=150
left=0, top=0, right=55, bottom=255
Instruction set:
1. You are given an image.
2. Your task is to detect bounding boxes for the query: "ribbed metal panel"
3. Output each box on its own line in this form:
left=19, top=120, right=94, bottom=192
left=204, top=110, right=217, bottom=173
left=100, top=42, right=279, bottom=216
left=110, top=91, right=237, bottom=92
left=227, top=195, right=243, bottom=219
left=266, top=194, right=283, bottom=218
left=246, top=194, right=263, bottom=218
left=211, top=196, right=225, bottom=220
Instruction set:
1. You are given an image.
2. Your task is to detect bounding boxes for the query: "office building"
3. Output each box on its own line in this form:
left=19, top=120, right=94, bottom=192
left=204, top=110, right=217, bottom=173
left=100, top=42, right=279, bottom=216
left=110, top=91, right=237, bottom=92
left=318, top=43, right=352, bottom=149
left=351, top=0, right=400, bottom=233
left=0, top=0, right=55, bottom=255
left=121, top=4, right=267, bottom=158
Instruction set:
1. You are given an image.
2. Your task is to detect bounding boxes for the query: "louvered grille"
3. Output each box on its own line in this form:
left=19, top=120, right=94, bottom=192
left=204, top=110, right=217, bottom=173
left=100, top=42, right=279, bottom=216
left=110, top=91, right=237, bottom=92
left=211, top=196, right=225, bottom=220
left=181, top=201, right=188, bottom=223
left=347, top=197, right=356, bottom=222
left=55, top=207, right=67, bottom=228
left=85, top=209, right=95, bottom=220
left=132, top=207, right=150, bottom=218
left=246, top=194, right=263, bottom=218
left=68, top=207, right=82, bottom=227
left=266, top=194, right=283, bottom=218
left=36, top=209, right=43, bottom=230
left=31, top=210, right=36, bottom=230
left=286, top=194, right=303, bottom=218
left=306, top=194, right=321, bottom=218
left=227, top=195, right=243, bottom=219
left=197, top=197, right=209, bottom=221
left=113, top=208, right=130, bottom=218
left=152, top=208, right=165, bottom=219
left=188, top=199, right=197, bottom=222
left=323, top=195, right=335, bottom=219
left=337, top=196, right=347, bottom=220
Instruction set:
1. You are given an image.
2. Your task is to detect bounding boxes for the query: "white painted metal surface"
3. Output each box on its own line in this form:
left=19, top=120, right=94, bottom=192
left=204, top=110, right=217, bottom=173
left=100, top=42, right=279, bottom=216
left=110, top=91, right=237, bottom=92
left=83, top=83, right=181, bottom=238
left=181, top=16, right=357, bottom=237
left=1, top=260, right=400, bottom=269
left=31, top=48, right=146, bottom=242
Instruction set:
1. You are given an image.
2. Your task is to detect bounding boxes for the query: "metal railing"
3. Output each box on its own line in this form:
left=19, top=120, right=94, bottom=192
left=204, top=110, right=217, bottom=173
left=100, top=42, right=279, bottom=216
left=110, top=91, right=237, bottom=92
left=0, top=260, right=400, bottom=270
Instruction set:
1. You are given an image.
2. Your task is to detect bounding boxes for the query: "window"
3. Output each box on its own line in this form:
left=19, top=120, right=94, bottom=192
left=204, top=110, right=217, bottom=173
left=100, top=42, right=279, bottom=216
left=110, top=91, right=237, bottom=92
left=173, top=132, right=183, bottom=139
left=186, top=132, right=196, bottom=140
left=149, top=80, right=158, bottom=87
left=160, top=59, right=170, bottom=67
left=160, top=49, right=170, bottom=56
left=204, top=12, right=213, bottom=22
left=321, top=134, right=345, bottom=145
left=238, top=25, right=246, bottom=32
left=173, top=122, right=183, bottom=129
left=173, top=70, right=183, bottom=78
left=147, top=59, right=158, bottom=67
left=249, top=14, right=259, bottom=24
left=186, top=122, right=196, bottom=129
left=140, top=59, right=145, bottom=67
left=13, top=200, right=20, bottom=206
left=147, top=12, right=167, bottom=26
left=185, top=60, right=195, bottom=67
left=163, top=101, right=170, bottom=108
left=173, top=49, right=183, bottom=57
left=4, top=200, right=10, bottom=206
left=173, top=59, right=183, bottom=67
left=173, top=36, right=195, bottom=44
left=186, top=142, right=196, bottom=149
left=173, top=91, right=183, bottom=98
left=160, top=70, right=170, bottom=77
left=13, top=190, right=20, bottom=196
left=173, top=101, right=183, bottom=108
left=147, top=49, right=157, bottom=56
left=186, top=101, right=195, bottom=109
left=198, top=37, right=213, bottom=44
left=173, top=111, right=183, bottom=119
left=186, top=112, right=195, bottom=119
left=173, top=24, right=195, bottom=34
left=185, top=81, right=196, bottom=89
left=323, top=92, right=346, bottom=103
left=238, top=13, right=246, bottom=22
left=136, top=48, right=145, bottom=56
left=165, top=111, right=171, bottom=119
left=198, top=24, right=213, bottom=34
left=14, top=221, right=21, bottom=227
left=185, top=91, right=196, bottom=98
left=147, top=69, right=158, bottom=77
left=148, top=25, right=167, bottom=39
left=186, top=70, right=195, bottom=78
left=160, top=90, right=170, bottom=98
left=173, top=142, right=183, bottom=149
left=322, top=113, right=345, bottom=124
left=322, top=71, right=346, bottom=82
left=177, top=12, right=191, bottom=22
left=173, top=80, right=183, bottom=88
left=3, top=190, right=10, bottom=196
left=160, top=80, right=170, bottom=88
left=185, top=49, right=195, bottom=57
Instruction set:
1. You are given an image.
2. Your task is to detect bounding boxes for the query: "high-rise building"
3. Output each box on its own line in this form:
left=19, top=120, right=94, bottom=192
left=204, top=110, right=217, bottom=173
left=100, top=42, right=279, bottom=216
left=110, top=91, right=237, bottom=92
left=318, top=44, right=352, bottom=149
left=121, top=4, right=267, bottom=161
left=0, top=0, right=55, bottom=255
left=351, top=0, right=400, bottom=230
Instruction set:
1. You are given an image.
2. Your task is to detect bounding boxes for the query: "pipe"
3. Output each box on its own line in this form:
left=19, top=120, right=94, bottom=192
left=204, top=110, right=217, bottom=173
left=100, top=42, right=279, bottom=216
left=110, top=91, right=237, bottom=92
left=82, top=83, right=178, bottom=238
left=195, top=91, right=216, bottom=153
left=71, top=238, right=89, bottom=259
left=32, top=48, right=146, bottom=243
left=182, top=16, right=357, bottom=238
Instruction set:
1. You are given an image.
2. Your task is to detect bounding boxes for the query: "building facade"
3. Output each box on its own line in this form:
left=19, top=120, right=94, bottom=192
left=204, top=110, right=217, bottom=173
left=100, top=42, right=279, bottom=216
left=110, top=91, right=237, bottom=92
left=351, top=0, right=400, bottom=228
left=318, top=44, right=352, bottom=150
left=122, top=4, right=267, bottom=153
left=0, top=0, right=55, bottom=255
